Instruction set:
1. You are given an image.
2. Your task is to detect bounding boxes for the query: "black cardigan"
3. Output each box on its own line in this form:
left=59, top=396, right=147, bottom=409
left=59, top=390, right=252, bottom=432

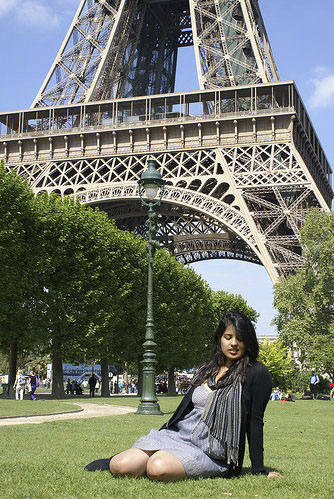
left=160, top=361, right=272, bottom=476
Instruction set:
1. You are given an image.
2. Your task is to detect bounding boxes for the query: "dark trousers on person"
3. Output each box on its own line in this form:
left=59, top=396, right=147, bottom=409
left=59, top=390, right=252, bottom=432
left=310, top=384, right=317, bottom=399
left=90, top=388, right=95, bottom=397
left=30, top=385, right=37, bottom=400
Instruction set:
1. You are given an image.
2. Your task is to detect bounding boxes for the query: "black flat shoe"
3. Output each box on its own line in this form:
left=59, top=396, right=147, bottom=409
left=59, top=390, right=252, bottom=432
left=84, top=457, right=112, bottom=472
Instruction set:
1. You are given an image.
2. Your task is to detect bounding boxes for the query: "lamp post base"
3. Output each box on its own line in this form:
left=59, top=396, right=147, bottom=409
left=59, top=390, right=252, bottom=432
left=136, top=401, right=163, bottom=415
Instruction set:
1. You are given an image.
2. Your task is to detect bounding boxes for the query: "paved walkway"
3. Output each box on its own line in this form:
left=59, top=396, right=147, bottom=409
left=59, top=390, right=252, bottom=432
left=0, top=402, right=136, bottom=426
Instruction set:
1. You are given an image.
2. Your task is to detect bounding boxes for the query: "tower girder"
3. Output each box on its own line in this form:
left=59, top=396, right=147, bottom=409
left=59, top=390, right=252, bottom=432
left=31, top=0, right=279, bottom=107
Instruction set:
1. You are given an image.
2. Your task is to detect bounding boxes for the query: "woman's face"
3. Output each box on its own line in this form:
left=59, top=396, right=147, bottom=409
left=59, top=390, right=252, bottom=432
left=220, top=324, right=246, bottom=367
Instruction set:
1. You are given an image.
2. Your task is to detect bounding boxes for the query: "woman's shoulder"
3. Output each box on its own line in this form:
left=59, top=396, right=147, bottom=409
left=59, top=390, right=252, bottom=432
left=245, top=361, right=272, bottom=397
left=246, top=361, right=271, bottom=380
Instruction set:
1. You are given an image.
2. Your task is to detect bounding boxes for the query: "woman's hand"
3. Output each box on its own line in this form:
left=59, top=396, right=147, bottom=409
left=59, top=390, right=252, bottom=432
left=267, top=471, right=281, bottom=478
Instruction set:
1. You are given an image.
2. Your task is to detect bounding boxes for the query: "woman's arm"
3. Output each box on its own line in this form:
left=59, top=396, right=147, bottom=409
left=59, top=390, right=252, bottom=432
left=246, top=364, right=272, bottom=475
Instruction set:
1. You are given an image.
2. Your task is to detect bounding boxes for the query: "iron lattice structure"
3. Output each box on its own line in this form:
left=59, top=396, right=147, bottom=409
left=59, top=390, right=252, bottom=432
left=32, top=0, right=279, bottom=106
left=0, top=0, right=332, bottom=283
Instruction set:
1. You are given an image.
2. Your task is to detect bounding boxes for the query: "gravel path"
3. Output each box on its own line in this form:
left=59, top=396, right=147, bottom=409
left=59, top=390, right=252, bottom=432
left=0, top=402, right=136, bottom=426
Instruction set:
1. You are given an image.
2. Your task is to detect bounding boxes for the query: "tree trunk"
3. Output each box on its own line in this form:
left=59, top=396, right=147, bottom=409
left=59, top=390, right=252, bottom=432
left=8, top=342, right=18, bottom=399
left=167, top=366, right=177, bottom=396
left=100, top=357, right=110, bottom=397
left=51, top=340, right=65, bottom=398
left=137, top=355, right=143, bottom=397
left=123, top=361, right=128, bottom=394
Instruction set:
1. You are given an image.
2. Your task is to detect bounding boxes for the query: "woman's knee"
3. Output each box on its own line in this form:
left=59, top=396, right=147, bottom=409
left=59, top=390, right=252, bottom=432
left=146, top=453, right=186, bottom=482
left=109, top=450, right=151, bottom=476
left=146, top=457, right=168, bottom=480
left=109, top=454, right=130, bottom=475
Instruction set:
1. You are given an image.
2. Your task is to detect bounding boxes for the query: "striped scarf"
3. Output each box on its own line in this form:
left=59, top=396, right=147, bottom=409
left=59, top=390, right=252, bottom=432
left=191, top=367, right=242, bottom=466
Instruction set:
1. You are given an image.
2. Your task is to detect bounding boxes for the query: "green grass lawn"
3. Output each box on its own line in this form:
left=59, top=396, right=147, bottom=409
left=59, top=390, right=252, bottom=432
left=0, top=398, right=333, bottom=498
left=0, top=399, right=81, bottom=418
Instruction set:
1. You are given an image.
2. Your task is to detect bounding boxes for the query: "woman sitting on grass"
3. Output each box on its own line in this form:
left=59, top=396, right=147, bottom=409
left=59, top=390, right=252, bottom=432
left=85, top=310, right=280, bottom=481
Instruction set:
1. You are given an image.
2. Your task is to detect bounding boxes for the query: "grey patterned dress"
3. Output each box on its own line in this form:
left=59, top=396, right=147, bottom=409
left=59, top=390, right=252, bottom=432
left=132, top=384, right=229, bottom=478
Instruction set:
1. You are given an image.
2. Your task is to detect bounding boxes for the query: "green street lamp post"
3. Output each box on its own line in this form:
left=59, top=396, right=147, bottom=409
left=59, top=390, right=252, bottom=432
left=137, top=159, right=165, bottom=415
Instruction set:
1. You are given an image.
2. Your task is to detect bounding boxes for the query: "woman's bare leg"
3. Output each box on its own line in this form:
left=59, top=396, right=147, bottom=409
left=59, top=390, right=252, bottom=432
left=146, top=450, right=187, bottom=482
left=109, top=449, right=155, bottom=477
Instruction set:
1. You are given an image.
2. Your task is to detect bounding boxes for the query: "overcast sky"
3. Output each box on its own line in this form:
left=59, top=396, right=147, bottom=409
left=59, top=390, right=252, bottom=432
left=0, top=0, right=333, bottom=336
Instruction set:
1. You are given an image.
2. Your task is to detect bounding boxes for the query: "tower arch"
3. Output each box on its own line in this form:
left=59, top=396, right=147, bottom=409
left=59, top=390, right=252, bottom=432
left=73, top=182, right=276, bottom=280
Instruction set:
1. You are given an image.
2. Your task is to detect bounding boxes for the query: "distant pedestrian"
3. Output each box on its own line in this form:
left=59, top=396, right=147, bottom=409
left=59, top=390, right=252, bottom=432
left=74, top=380, right=83, bottom=395
left=89, top=375, right=97, bottom=397
left=310, top=371, right=319, bottom=399
left=66, top=379, right=73, bottom=395
left=13, top=369, right=26, bottom=400
left=29, top=370, right=39, bottom=400
left=329, top=380, right=334, bottom=400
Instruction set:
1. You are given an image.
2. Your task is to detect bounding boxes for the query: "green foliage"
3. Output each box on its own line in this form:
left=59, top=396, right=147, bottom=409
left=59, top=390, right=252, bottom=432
left=316, top=375, right=331, bottom=394
left=0, top=350, right=9, bottom=374
left=0, top=163, right=42, bottom=353
left=30, top=193, right=150, bottom=396
left=152, top=255, right=259, bottom=372
left=211, top=290, right=259, bottom=326
left=273, top=208, right=334, bottom=377
left=153, top=250, right=214, bottom=370
left=0, top=166, right=149, bottom=394
left=284, top=369, right=311, bottom=393
left=306, top=334, right=334, bottom=378
left=276, top=368, right=328, bottom=394
left=81, top=223, right=147, bottom=366
left=258, top=337, right=294, bottom=390
left=16, top=351, right=51, bottom=379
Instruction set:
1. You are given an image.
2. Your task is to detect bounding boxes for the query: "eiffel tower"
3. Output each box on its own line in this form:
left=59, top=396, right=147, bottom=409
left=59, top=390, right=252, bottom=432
left=0, top=0, right=332, bottom=282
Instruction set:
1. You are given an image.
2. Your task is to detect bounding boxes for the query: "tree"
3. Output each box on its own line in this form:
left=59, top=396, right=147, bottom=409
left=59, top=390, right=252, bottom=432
left=0, top=165, right=150, bottom=397
left=78, top=225, right=147, bottom=397
left=0, top=163, right=42, bottom=387
left=152, top=259, right=259, bottom=394
left=152, top=251, right=213, bottom=393
left=32, top=193, right=149, bottom=398
left=0, top=350, right=9, bottom=375
left=273, top=208, right=334, bottom=377
left=258, top=337, right=294, bottom=390
left=88, top=247, right=215, bottom=396
left=211, top=290, right=259, bottom=326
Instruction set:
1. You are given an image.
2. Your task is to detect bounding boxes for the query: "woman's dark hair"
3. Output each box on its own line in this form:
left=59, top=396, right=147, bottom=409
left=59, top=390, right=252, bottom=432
left=193, top=310, right=259, bottom=387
